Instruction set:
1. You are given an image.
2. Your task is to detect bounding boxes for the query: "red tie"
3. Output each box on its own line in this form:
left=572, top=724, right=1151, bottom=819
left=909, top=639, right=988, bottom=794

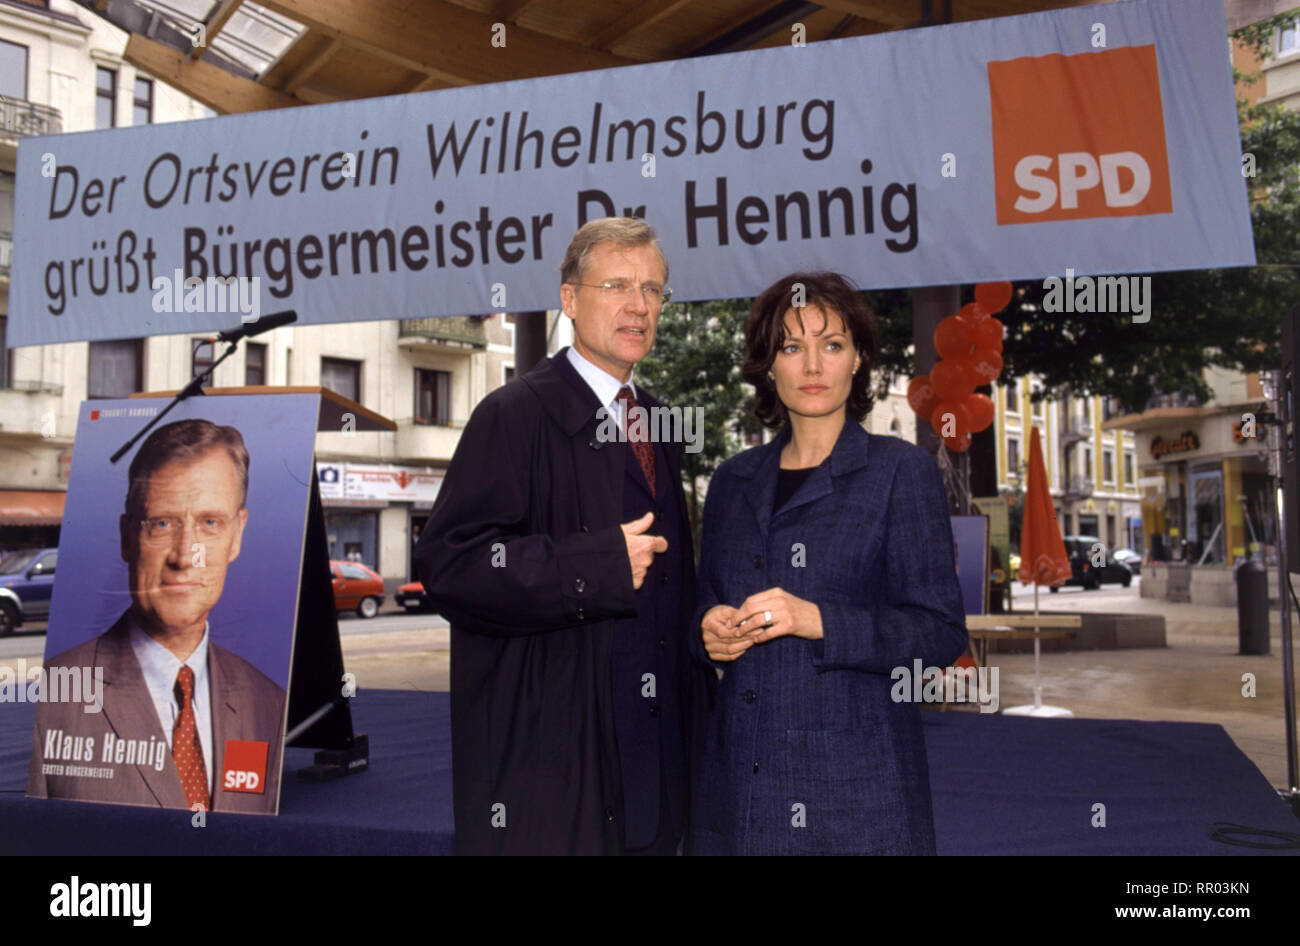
left=618, top=385, right=657, bottom=497
left=173, top=666, right=210, bottom=811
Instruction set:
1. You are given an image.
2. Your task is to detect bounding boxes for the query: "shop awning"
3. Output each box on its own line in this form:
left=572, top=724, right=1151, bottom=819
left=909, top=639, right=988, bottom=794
left=0, top=490, right=66, bottom=526
left=1101, top=406, right=1220, bottom=433
left=322, top=498, right=387, bottom=510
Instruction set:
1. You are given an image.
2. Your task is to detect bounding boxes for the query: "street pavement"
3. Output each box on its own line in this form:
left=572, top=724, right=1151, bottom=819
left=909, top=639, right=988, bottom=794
left=1000, top=577, right=1300, bottom=789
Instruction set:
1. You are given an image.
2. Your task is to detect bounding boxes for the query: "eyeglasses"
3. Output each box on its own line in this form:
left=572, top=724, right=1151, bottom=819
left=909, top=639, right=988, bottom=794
left=139, top=514, right=233, bottom=544
left=572, top=280, right=672, bottom=308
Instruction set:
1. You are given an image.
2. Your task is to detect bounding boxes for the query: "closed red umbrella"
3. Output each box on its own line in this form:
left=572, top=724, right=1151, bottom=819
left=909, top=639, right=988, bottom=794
left=1008, top=425, right=1073, bottom=717
left=1019, top=426, right=1071, bottom=588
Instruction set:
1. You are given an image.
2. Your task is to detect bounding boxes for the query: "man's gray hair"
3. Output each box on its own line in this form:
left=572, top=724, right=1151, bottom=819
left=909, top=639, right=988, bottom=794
left=559, top=217, right=669, bottom=285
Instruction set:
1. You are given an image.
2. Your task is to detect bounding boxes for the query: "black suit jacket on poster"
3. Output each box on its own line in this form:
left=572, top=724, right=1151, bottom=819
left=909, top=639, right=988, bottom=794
left=414, top=347, right=717, bottom=855
left=27, top=613, right=287, bottom=814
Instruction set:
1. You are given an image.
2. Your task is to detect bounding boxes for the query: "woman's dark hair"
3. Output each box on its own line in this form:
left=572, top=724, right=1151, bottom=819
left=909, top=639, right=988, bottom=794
left=742, top=271, right=879, bottom=430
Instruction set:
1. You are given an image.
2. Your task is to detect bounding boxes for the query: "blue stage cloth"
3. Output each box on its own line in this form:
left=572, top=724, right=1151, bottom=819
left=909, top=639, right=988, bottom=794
left=1, top=691, right=1295, bottom=855
left=2, top=689, right=453, bottom=855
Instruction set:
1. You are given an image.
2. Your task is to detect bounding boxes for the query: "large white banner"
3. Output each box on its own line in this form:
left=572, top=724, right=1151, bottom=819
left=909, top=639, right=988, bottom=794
left=11, top=0, right=1252, bottom=346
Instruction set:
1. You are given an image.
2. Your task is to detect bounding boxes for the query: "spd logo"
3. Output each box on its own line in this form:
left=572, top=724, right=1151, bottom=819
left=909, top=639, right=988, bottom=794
left=988, top=45, right=1172, bottom=225
left=221, top=739, right=268, bottom=794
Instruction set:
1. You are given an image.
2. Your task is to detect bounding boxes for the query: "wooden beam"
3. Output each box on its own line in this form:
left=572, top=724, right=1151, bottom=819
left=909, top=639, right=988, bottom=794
left=257, top=0, right=636, bottom=84
left=814, top=0, right=918, bottom=27
left=944, top=0, right=1104, bottom=23
left=401, top=73, right=445, bottom=94
left=124, top=33, right=302, bottom=113
left=192, top=0, right=244, bottom=60
left=588, top=0, right=693, bottom=51
left=496, top=0, right=542, bottom=21
left=681, top=0, right=816, bottom=56
left=282, top=36, right=339, bottom=93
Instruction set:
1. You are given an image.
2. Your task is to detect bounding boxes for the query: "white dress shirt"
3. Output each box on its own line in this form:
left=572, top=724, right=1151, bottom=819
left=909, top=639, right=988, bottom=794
left=129, top=618, right=213, bottom=793
left=566, top=345, right=638, bottom=425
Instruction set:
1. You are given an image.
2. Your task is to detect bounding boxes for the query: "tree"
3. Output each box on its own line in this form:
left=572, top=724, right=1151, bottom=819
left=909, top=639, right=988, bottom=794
left=636, top=299, right=762, bottom=550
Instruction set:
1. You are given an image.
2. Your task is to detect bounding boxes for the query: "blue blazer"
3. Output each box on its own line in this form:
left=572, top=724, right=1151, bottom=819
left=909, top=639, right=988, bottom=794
left=690, top=420, right=968, bottom=855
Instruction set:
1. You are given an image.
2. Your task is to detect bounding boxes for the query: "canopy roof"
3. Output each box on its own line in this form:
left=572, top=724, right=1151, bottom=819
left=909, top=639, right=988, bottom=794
left=77, top=0, right=1103, bottom=114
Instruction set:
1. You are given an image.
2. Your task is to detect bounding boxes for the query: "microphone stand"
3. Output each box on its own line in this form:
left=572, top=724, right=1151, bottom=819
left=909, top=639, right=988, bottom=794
left=110, top=337, right=241, bottom=464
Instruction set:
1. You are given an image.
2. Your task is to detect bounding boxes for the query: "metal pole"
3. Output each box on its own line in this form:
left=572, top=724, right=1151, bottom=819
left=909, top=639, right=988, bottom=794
left=1269, top=368, right=1300, bottom=801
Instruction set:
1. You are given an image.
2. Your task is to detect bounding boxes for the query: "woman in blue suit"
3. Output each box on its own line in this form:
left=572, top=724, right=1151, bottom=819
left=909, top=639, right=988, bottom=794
left=691, top=271, right=968, bottom=855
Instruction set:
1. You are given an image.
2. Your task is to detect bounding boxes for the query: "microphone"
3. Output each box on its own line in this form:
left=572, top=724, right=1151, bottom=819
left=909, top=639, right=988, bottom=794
left=212, top=309, right=297, bottom=343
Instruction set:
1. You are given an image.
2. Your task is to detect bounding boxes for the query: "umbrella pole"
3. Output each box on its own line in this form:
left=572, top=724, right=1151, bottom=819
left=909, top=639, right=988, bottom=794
left=1033, top=582, right=1043, bottom=709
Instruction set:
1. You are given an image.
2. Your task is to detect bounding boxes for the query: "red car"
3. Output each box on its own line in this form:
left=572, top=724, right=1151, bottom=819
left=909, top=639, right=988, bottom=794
left=395, top=580, right=432, bottom=613
left=330, top=560, right=385, bottom=618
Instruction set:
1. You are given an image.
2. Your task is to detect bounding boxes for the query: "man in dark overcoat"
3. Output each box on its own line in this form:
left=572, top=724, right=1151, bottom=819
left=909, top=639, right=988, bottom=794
left=414, top=217, right=717, bottom=855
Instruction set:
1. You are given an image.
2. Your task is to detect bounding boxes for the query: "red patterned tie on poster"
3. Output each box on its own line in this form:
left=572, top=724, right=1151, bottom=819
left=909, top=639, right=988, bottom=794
left=172, top=666, right=210, bottom=811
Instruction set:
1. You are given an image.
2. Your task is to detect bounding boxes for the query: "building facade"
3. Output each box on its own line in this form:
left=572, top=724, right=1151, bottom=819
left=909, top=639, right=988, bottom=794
left=994, top=374, right=1143, bottom=554
left=0, top=0, right=212, bottom=552
left=1105, top=374, right=1275, bottom=609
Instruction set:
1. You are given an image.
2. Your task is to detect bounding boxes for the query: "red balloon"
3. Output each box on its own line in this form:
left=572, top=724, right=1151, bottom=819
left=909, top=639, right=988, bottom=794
left=964, top=392, right=995, bottom=433
left=974, top=317, right=1004, bottom=352
left=971, top=348, right=1003, bottom=384
left=931, top=400, right=970, bottom=440
left=975, top=281, right=1013, bottom=314
left=955, top=302, right=989, bottom=325
left=934, top=316, right=975, bottom=360
left=930, top=359, right=976, bottom=401
left=943, top=431, right=973, bottom=452
left=907, top=376, right=939, bottom=417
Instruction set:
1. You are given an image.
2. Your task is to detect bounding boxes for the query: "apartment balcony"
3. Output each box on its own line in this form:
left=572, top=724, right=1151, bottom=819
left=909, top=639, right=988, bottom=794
left=394, top=419, right=465, bottom=463
left=1101, top=390, right=1217, bottom=433
left=1059, top=422, right=1090, bottom=448
left=1146, top=391, right=1203, bottom=410
left=0, top=97, right=62, bottom=162
left=0, top=382, right=64, bottom=439
left=1061, top=476, right=1094, bottom=502
left=398, top=316, right=488, bottom=352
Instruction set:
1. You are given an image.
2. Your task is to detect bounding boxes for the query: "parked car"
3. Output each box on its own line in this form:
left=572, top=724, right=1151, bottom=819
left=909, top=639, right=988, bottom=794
left=330, top=560, right=385, bottom=618
left=0, top=547, right=59, bottom=635
left=395, top=581, right=433, bottom=613
left=1112, top=548, right=1142, bottom=576
left=1050, top=535, right=1132, bottom=591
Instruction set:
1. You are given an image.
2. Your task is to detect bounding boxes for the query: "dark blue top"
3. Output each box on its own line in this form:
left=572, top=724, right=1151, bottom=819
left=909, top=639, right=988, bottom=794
left=774, top=466, right=818, bottom=512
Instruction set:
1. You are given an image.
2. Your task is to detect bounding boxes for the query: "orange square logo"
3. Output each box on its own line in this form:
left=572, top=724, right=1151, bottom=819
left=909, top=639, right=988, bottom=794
left=989, top=45, right=1173, bottom=225
left=221, top=739, right=269, bottom=794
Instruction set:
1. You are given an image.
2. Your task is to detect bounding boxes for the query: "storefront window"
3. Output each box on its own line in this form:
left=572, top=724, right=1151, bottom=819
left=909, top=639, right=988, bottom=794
left=1187, top=467, right=1225, bottom=565
left=1241, top=470, right=1277, bottom=563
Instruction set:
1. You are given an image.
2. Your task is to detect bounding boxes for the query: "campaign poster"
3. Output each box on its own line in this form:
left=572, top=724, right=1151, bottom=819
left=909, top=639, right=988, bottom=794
left=972, top=496, right=1011, bottom=608
left=951, top=515, right=991, bottom=615
left=26, top=393, right=319, bottom=815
